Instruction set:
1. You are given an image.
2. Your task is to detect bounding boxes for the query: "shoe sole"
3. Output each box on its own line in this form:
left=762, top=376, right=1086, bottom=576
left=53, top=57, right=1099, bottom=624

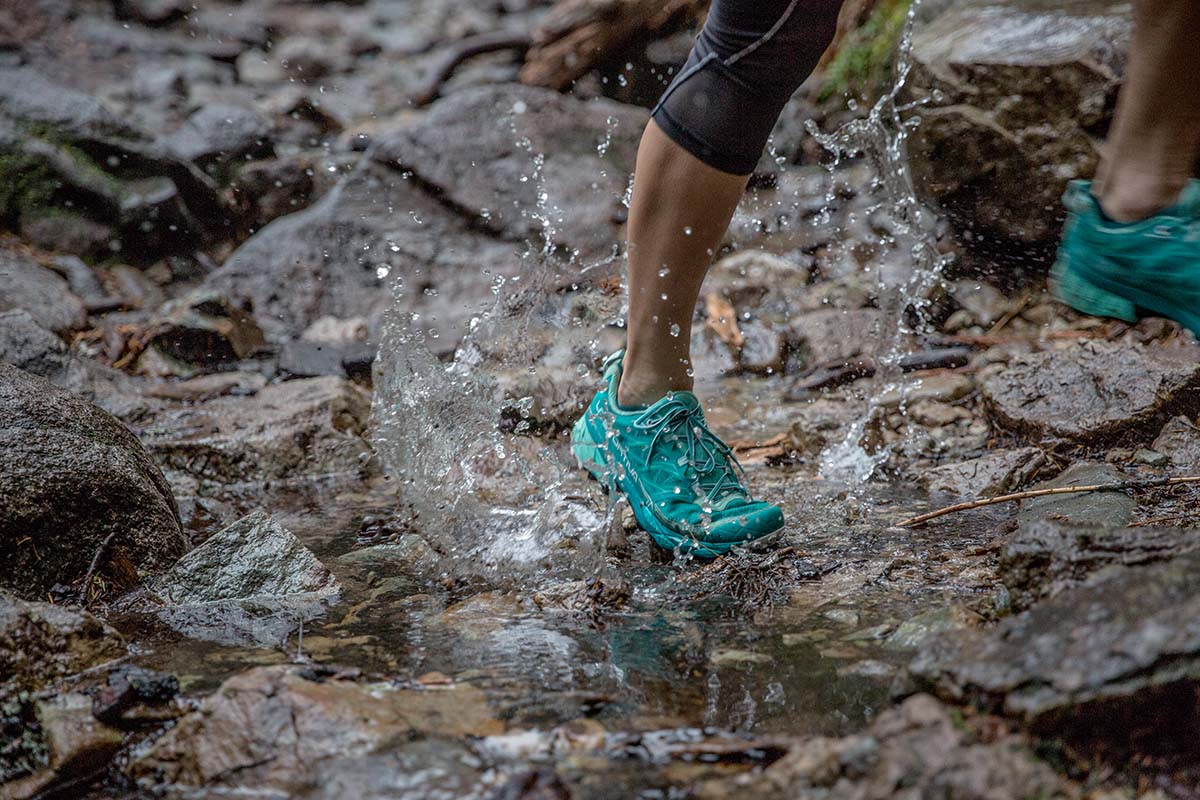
left=570, top=412, right=783, bottom=558
left=1052, top=251, right=1200, bottom=336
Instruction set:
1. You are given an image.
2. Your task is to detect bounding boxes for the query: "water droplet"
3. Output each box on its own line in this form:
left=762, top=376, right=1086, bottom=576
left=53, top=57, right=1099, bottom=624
left=669, top=323, right=680, bottom=337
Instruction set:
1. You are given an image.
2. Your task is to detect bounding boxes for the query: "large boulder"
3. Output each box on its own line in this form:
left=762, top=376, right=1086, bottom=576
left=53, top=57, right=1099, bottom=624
left=0, top=363, right=187, bottom=598
left=910, top=549, right=1200, bottom=749
left=981, top=341, right=1200, bottom=444
left=372, top=84, right=645, bottom=265
left=907, top=0, right=1131, bottom=269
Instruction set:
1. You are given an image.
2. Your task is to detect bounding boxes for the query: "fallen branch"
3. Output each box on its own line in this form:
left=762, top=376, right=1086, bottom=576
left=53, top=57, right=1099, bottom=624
left=82, top=530, right=120, bottom=607
left=896, top=476, right=1200, bottom=528
left=787, top=346, right=972, bottom=397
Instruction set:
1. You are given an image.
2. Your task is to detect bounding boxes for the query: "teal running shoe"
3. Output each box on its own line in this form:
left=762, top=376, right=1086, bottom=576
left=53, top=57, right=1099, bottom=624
left=1052, top=179, right=1200, bottom=336
left=571, top=350, right=784, bottom=558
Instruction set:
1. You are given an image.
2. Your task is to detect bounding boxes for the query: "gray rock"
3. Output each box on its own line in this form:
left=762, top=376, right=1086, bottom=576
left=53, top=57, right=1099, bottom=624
left=277, top=339, right=376, bottom=380
left=203, top=162, right=522, bottom=349
left=335, top=534, right=440, bottom=578
left=923, top=446, right=1050, bottom=499
left=694, top=694, right=1063, bottom=800
left=142, top=375, right=373, bottom=485
left=149, top=511, right=340, bottom=647
left=1000, top=519, right=1200, bottom=610
left=0, top=66, right=228, bottom=258
left=0, top=363, right=186, bottom=599
left=789, top=308, right=883, bottom=366
left=0, top=249, right=87, bottom=333
left=5, top=692, right=125, bottom=798
left=0, top=309, right=68, bottom=377
left=0, top=591, right=127, bottom=695
left=884, top=605, right=980, bottom=651
left=372, top=84, right=645, bottom=265
left=1152, top=415, right=1200, bottom=473
left=910, top=550, right=1200, bottom=742
left=908, top=0, right=1130, bottom=267
left=164, top=103, right=274, bottom=167
left=982, top=341, right=1200, bottom=444
left=1015, top=461, right=1137, bottom=529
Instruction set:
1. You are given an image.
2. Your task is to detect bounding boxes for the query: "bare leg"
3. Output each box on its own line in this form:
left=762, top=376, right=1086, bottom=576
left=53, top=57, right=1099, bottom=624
left=618, top=120, right=749, bottom=407
left=1093, top=0, right=1200, bottom=222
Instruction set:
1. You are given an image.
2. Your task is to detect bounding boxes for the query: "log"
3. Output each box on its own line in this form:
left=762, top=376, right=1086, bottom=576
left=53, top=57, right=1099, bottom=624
left=519, top=0, right=706, bottom=91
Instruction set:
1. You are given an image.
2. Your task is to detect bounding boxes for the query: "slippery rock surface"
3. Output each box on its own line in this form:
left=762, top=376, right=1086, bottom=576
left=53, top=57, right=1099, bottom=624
left=1151, top=415, right=1200, bottom=473
left=0, top=363, right=186, bottom=598
left=203, top=163, right=523, bottom=349
left=1001, top=519, right=1200, bottom=610
left=695, top=694, right=1062, bottom=800
left=1015, top=462, right=1136, bottom=529
left=911, top=549, right=1200, bottom=744
left=147, top=511, right=340, bottom=646
left=373, top=84, right=645, bottom=265
left=908, top=0, right=1131, bottom=266
left=0, top=249, right=87, bottom=333
left=142, top=376, right=372, bottom=485
left=130, top=665, right=504, bottom=796
left=982, top=341, right=1200, bottom=444
left=922, top=447, right=1049, bottom=499
left=0, top=591, right=126, bottom=695
left=5, top=692, right=125, bottom=799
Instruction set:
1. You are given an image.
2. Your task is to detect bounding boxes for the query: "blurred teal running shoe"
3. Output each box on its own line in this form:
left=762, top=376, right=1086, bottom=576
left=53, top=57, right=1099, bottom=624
left=1052, top=179, right=1200, bottom=336
left=571, top=351, right=783, bottom=558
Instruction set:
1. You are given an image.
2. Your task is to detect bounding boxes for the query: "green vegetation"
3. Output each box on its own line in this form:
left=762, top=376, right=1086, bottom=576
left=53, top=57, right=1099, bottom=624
left=819, top=0, right=913, bottom=102
left=0, top=149, right=60, bottom=220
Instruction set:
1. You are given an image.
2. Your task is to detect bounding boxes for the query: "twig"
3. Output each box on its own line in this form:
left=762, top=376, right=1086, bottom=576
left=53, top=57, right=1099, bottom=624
left=896, top=476, right=1200, bottom=528
left=82, top=530, right=120, bottom=607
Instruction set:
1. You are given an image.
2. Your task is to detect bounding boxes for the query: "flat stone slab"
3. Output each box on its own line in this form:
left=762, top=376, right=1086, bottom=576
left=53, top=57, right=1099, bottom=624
left=911, top=549, right=1200, bottom=743
left=981, top=341, right=1200, bottom=444
left=923, top=446, right=1049, bottom=499
left=1001, top=519, right=1200, bottom=610
left=1015, top=461, right=1136, bottom=529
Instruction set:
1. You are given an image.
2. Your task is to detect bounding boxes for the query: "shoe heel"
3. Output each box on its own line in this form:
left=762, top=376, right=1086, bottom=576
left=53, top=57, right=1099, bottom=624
left=1051, top=256, right=1137, bottom=323
left=570, top=415, right=607, bottom=480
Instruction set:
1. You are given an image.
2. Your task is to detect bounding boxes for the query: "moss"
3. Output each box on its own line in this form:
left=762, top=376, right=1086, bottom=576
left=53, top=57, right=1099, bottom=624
left=819, top=0, right=913, bottom=103
left=0, top=695, right=46, bottom=783
left=0, top=148, right=61, bottom=219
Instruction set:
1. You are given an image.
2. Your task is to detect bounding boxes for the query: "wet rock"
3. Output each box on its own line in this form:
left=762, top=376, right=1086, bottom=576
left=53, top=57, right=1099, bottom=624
left=163, top=103, right=274, bottom=169
left=695, top=694, right=1062, bottom=799
left=0, top=309, right=68, bottom=377
left=1151, top=415, right=1200, bottom=473
left=147, top=510, right=340, bottom=646
left=1000, top=519, right=1200, bottom=611
left=48, top=254, right=113, bottom=309
left=0, top=591, right=126, bottom=696
left=910, top=549, right=1200, bottom=747
left=884, top=605, right=980, bottom=651
left=982, top=341, right=1200, bottom=444
left=142, top=371, right=267, bottom=402
left=372, top=84, right=645, bottom=265
left=336, top=534, right=440, bottom=578
left=0, top=66, right=227, bottom=258
left=91, top=665, right=181, bottom=726
left=129, top=665, right=504, bottom=795
left=532, top=576, right=632, bottom=612
left=908, top=0, right=1130, bottom=267
left=879, top=371, right=973, bottom=408
left=4, top=693, right=125, bottom=799
left=789, top=308, right=883, bottom=366
left=204, top=162, right=522, bottom=348
left=278, top=339, right=377, bottom=380
left=302, top=315, right=370, bottom=345
left=923, top=446, right=1049, bottom=499
left=0, top=363, right=186, bottom=598
left=229, top=155, right=316, bottom=227
left=947, top=279, right=1009, bottom=327
left=139, top=290, right=266, bottom=373
left=143, top=376, right=372, bottom=486
left=0, top=249, right=87, bottom=333
left=1015, top=462, right=1136, bottom=529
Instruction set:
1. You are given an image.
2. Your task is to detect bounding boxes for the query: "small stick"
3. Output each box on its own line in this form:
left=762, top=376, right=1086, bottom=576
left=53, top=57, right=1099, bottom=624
left=82, top=530, right=120, bottom=606
left=896, top=476, right=1200, bottom=528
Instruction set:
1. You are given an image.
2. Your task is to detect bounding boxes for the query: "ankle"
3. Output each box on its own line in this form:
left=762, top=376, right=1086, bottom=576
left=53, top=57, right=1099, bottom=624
left=1094, top=169, right=1188, bottom=223
left=617, top=363, right=692, bottom=408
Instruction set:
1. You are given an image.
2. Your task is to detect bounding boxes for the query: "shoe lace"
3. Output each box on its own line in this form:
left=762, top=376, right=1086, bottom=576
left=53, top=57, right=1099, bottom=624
left=632, top=396, right=748, bottom=507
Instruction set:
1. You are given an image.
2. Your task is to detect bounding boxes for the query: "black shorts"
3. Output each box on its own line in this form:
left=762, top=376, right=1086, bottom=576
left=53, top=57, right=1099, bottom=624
left=652, top=0, right=843, bottom=176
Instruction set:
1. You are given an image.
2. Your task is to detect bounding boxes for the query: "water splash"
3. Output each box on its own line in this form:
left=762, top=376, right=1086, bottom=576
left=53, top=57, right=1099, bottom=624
left=809, top=0, right=953, bottom=484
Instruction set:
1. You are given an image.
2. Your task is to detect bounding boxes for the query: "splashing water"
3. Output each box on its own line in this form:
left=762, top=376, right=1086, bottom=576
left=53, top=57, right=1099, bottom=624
left=370, top=109, right=625, bottom=585
left=809, top=0, right=953, bottom=484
